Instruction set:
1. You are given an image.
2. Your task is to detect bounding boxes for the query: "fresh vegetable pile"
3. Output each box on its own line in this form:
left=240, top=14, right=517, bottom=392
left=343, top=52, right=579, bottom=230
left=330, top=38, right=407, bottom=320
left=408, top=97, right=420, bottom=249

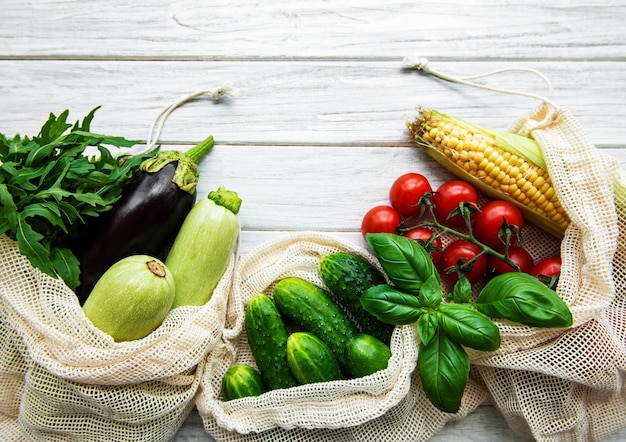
left=222, top=258, right=394, bottom=400
left=363, top=173, right=561, bottom=289
left=0, top=109, right=241, bottom=342
left=359, top=172, right=572, bottom=412
left=74, top=134, right=215, bottom=302
left=0, top=108, right=153, bottom=291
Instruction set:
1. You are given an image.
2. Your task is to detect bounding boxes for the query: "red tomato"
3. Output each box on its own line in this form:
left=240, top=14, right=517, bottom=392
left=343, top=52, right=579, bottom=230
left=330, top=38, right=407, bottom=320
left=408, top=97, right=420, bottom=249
left=530, top=256, right=561, bottom=285
left=438, top=239, right=487, bottom=285
left=361, top=205, right=401, bottom=237
left=473, top=200, right=524, bottom=250
left=402, top=227, right=443, bottom=266
left=431, top=180, right=479, bottom=228
left=389, top=173, right=432, bottom=217
left=487, top=245, right=534, bottom=275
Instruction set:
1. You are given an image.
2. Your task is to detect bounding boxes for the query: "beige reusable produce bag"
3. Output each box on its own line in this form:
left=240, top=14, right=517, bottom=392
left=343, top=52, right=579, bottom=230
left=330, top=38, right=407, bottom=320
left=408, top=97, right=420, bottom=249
left=0, top=87, right=235, bottom=441
left=197, top=233, right=422, bottom=437
left=0, top=234, right=235, bottom=441
left=393, top=59, right=626, bottom=441
left=465, top=102, right=626, bottom=441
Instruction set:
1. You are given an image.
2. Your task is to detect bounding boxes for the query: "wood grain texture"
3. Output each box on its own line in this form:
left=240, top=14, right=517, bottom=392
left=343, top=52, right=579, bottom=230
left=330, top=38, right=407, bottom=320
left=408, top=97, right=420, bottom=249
left=2, top=0, right=626, bottom=440
left=0, top=60, right=625, bottom=146
left=2, top=0, right=626, bottom=59
left=191, top=144, right=626, bottom=233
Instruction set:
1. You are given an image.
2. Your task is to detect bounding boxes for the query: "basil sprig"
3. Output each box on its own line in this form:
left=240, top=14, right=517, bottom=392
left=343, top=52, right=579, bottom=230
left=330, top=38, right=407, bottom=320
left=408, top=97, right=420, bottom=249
left=362, top=233, right=573, bottom=413
left=0, top=108, right=154, bottom=290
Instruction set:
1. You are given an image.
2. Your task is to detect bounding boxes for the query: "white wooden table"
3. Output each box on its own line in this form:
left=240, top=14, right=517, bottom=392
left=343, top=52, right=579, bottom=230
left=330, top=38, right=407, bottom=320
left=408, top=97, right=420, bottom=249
left=2, top=1, right=625, bottom=440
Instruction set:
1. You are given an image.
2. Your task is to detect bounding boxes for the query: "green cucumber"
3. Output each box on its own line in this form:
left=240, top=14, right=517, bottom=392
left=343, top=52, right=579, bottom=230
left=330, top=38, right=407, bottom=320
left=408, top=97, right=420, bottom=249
left=166, top=187, right=241, bottom=308
left=244, top=293, right=298, bottom=390
left=221, top=364, right=266, bottom=401
left=319, top=252, right=395, bottom=344
left=286, top=332, right=343, bottom=384
left=344, top=333, right=392, bottom=378
left=273, top=277, right=359, bottom=369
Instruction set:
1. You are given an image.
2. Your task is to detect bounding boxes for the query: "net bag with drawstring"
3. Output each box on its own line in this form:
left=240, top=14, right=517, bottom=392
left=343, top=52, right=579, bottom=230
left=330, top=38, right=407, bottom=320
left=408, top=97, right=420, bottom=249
left=465, top=102, right=626, bottom=441
left=196, top=232, right=423, bottom=439
left=0, top=87, right=234, bottom=442
left=0, top=234, right=235, bottom=441
left=398, top=59, right=626, bottom=441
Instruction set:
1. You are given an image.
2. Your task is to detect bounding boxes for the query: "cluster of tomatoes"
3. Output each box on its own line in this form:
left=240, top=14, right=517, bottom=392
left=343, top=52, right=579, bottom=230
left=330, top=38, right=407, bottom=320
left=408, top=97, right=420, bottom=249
left=361, top=172, right=561, bottom=287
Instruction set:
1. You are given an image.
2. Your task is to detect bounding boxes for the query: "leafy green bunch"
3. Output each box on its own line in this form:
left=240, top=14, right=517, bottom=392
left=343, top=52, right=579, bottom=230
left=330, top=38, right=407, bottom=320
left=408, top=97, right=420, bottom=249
left=361, top=232, right=573, bottom=413
left=0, top=108, right=153, bottom=290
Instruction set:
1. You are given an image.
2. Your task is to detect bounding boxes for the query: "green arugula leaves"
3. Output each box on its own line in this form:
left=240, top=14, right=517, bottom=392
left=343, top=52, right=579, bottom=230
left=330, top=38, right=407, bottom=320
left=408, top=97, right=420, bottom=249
left=362, top=233, right=573, bottom=413
left=0, top=108, right=153, bottom=290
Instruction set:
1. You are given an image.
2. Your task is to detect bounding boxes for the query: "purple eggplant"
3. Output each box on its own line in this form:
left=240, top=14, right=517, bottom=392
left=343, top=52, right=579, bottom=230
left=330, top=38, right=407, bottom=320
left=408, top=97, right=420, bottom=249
left=74, top=136, right=214, bottom=303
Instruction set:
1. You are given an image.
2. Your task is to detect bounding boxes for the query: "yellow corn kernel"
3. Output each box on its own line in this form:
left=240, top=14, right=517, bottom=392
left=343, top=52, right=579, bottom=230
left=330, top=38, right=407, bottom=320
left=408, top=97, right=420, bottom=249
left=407, top=109, right=570, bottom=237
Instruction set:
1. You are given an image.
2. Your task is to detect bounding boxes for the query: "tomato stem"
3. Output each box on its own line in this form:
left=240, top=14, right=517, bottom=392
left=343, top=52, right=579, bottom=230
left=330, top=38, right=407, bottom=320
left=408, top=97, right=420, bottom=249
left=398, top=199, right=521, bottom=273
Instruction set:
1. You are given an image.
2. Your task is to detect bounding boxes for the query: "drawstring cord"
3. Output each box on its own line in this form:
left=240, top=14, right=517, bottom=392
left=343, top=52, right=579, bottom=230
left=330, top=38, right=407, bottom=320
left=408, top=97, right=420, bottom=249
left=135, top=87, right=231, bottom=155
left=402, top=57, right=559, bottom=110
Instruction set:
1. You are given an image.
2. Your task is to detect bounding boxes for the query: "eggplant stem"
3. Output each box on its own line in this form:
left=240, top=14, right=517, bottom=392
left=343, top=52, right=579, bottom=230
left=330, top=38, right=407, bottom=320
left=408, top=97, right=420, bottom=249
left=186, top=135, right=214, bottom=164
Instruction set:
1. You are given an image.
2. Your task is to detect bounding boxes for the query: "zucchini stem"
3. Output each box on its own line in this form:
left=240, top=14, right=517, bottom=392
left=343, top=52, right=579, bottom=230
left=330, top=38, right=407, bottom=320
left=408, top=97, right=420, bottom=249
left=208, top=186, right=242, bottom=215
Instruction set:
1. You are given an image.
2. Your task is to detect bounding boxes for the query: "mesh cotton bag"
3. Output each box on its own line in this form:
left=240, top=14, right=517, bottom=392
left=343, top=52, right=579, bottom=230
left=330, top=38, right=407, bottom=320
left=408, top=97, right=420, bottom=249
left=465, top=102, right=626, bottom=441
left=0, top=87, right=234, bottom=442
left=0, top=233, right=235, bottom=441
left=395, top=59, right=626, bottom=440
left=196, top=232, right=421, bottom=438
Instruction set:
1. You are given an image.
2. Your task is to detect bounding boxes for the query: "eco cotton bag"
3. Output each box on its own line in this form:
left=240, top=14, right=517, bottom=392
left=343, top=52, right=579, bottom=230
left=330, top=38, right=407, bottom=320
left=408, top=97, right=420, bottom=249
left=466, top=102, right=626, bottom=441
left=0, top=234, right=235, bottom=441
left=197, top=232, right=421, bottom=438
left=398, top=58, right=626, bottom=440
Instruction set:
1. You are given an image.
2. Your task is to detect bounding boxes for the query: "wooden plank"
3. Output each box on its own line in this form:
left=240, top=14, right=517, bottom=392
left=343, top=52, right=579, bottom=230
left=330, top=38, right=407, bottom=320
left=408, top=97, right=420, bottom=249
left=1, top=60, right=625, bottom=146
left=2, top=0, right=626, bottom=59
left=174, top=405, right=536, bottom=442
left=192, top=144, right=626, bottom=233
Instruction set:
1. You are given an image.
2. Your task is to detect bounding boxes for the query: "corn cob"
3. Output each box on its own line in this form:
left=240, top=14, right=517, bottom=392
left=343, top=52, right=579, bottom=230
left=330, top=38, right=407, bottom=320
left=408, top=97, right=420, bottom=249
left=407, top=108, right=570, bottom=238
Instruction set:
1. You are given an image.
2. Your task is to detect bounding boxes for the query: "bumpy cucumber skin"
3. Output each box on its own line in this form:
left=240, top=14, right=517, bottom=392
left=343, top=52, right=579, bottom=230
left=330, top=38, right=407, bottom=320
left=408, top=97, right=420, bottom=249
left=287, top=332, right=343, bottom=384
left=221, top=364, right=266, bottom=401
left=344, top=333, right=392, bottom=378
left=273, top=277, right=359, bottom=369
left=244, top=294, right=298, bottom=391
left=319, top=253, right=395, bottom=344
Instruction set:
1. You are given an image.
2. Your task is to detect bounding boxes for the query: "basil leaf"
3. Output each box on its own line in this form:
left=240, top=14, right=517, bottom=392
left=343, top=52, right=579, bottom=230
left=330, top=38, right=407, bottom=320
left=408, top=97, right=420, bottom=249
left=420, top=275, right=442, bottom=309
left=361, top=284, right=422, bottom=325
left=450, top=276, right=472, bottom=304
left=417, top=312, right=438, bottom=346
left=419, top=329, right=470, bottom=413
left=366, top=233, right=439, bottom=294
left=438, top=303, right=501, bottom=352
left=476, top=272, right=573, bottom=328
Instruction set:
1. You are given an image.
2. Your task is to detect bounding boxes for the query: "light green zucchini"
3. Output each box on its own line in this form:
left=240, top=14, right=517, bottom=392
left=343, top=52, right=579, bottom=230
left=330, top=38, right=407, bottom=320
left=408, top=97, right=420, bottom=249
left=166, top=187, right=241, bottom=308
left=82, top=255, right=175, bottom=342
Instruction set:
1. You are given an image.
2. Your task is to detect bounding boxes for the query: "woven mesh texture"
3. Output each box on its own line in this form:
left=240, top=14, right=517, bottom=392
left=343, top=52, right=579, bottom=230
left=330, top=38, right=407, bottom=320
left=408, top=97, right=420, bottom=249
left=466, top=103, right=626, bottom=441
left=0, top=237, right=235, bottom=441
left=2, top=103, right=625, bottom=441
left=197, top=232, right=480, bottom=440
